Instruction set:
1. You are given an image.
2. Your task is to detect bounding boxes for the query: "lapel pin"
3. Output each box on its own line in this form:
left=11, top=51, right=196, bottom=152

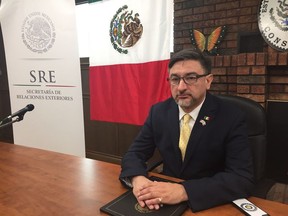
left=200, top=119, right=206, bottom=126
left=200, top=116, right=210, bottom=126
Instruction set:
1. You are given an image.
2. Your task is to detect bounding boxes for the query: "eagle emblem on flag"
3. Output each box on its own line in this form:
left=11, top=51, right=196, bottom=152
left=110, top=5, right=143, bottom=54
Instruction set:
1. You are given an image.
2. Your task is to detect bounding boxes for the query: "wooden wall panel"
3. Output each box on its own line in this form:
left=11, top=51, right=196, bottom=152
left=0, top=23, right=13, bottom=143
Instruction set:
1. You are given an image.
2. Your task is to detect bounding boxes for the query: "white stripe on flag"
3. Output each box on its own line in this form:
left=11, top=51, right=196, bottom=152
left=89, top=0, right=173, bottom=66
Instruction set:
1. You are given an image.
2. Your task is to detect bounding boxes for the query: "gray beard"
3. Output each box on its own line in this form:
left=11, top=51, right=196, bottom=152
left=176, top=99, right=193, bottom=109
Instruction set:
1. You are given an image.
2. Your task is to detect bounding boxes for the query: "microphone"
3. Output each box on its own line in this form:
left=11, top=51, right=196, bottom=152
left=7, top=104, right=35, bottom=121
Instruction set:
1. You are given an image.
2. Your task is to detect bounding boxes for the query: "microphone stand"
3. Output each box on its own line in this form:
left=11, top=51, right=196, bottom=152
left=0, top=115, right=23, bottom=129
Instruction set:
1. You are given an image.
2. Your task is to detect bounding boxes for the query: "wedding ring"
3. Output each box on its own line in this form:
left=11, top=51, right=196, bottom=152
left=158, top=197, right=163, bottom=207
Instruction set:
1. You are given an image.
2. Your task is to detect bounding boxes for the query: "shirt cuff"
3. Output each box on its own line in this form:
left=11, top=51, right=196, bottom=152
left=119, top=177, right=133, bottom=188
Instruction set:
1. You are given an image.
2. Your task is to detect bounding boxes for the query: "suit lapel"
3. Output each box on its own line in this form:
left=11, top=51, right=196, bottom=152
left=167, top=100, right=183, bottom=165
left=182, top=93, right=219, bottom=168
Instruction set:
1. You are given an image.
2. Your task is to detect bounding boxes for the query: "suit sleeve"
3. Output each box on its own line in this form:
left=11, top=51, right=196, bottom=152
left=119, top=106, right=156, bottom=183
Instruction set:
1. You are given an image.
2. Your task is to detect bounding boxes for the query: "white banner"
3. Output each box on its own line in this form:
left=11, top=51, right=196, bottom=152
left=0, top=0, right=85, bottom=157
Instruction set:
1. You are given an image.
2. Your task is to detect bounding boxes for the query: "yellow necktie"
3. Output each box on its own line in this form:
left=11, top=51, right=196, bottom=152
left=179, top=114, right=192, bottom=160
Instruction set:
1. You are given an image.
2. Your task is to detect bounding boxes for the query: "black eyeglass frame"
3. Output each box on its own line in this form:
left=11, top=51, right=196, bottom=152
left=167, top=73, right=210, bottom=86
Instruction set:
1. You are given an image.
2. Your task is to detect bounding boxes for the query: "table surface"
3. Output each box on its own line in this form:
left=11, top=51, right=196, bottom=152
left=0, top=142, right=287, bottom=216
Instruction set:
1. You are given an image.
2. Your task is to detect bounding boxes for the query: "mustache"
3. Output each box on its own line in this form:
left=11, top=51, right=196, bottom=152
left=176, top=92, right=192, bottom=97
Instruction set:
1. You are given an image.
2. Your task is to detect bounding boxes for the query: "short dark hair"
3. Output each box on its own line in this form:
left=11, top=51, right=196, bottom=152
left=168, top=48, right=212, bottom=74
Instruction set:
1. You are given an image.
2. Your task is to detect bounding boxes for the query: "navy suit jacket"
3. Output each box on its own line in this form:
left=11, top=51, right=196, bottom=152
left=120, top=92, right=254, bottom=212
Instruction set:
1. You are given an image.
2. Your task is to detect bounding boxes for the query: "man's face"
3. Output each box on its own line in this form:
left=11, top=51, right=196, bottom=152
left=169, top=60, right=213, bottom=113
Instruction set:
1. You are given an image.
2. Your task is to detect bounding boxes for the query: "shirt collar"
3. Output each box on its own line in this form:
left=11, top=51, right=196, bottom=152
left=178, top=97, right=206, bottom=121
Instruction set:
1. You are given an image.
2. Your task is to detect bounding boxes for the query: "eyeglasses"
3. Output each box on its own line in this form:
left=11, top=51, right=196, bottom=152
left=167, top=73, right=209, bottom=86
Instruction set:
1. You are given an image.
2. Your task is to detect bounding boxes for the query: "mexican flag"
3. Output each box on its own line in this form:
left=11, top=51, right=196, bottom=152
left=89, top=0, right=173, bottom=125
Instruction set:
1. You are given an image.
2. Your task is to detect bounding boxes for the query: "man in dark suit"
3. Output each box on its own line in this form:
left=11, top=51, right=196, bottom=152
left=119, top=48, right=254, bottom=212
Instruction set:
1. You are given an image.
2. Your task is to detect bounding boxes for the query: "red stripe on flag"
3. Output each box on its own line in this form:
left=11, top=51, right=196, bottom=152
left=89, top=60, right=171, bottom=125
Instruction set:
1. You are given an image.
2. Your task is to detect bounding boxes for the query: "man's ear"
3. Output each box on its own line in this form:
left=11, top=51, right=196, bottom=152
left=206, top=74, right=213, bottom=89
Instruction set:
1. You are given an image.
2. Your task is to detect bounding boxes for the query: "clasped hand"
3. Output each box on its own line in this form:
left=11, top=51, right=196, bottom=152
left=132, top=176, right=188, bottom=210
